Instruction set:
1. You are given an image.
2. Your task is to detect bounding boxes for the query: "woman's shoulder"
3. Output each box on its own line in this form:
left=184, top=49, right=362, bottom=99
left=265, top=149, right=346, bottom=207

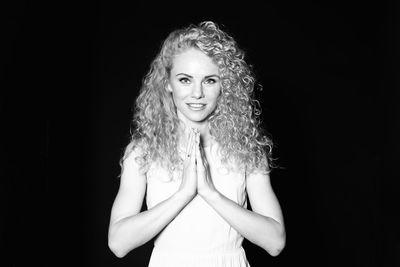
left=120, top=139, right=149, bottom=172
left=123, top=138, right=147, bottom=158
left=245, top=156, right=271, bottom=178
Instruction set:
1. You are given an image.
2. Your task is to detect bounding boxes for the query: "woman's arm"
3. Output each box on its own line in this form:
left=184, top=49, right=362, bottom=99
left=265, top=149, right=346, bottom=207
left=108, top=135, right=197, bottom=258
left=201, top=172, right=285, bottom=256
left=196, top=144, right=285, bottom=256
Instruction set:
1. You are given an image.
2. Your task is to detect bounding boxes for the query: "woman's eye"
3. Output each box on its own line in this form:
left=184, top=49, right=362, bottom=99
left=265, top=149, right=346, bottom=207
left=179, top=78, right=190, bottom=84
left=204, top=79, right=216, bottom=84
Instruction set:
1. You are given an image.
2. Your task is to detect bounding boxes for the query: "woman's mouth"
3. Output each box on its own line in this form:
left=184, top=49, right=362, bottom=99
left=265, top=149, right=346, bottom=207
left=187, top=103, right=206, bottom=111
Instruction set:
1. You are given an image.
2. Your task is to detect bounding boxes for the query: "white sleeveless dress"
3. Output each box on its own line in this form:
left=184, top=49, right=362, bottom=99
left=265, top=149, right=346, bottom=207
left=145, top=143, right=251, bottom=267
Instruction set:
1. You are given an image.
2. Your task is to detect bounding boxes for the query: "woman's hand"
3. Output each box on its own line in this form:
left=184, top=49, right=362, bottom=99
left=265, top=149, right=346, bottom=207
left=195, top=133, right=218, bottom=200
left=177, top=129, right=198, bottom=201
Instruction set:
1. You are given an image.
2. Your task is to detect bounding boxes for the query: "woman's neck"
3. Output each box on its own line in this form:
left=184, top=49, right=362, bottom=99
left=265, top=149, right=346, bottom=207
left=181, top=121, right=213, bottom=148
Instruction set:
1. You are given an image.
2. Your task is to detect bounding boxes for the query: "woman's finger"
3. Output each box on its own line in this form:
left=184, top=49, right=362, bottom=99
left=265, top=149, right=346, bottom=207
left=185, top=129, right=193, bottom=159
left=196, top=134, right=203, bottom=168
left=190, top=131, right=197, bottom=165
left=200, top=144, right=209, bottom=167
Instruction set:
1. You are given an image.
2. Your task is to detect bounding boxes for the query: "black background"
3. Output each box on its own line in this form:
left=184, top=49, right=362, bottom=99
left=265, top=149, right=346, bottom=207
left=3, top=1, right=399, bottom=266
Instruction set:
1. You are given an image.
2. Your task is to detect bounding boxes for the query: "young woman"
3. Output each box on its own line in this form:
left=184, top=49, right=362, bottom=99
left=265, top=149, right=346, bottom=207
left=108, top=21, right=285, bottom=267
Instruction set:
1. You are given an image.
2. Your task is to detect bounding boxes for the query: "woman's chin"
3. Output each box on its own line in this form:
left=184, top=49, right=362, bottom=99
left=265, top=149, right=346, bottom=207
left=178, top=113, right=210, bottom=126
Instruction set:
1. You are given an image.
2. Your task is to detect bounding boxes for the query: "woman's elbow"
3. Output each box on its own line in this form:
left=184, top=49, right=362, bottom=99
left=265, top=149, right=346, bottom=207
left=108, top=229, right=132, bottom=258
left=108, top=231, right=142, bottom=258
left=263, top=228, right=286, bottom=257
left=266, top=239, right=285, bottom=257
left=268, top=242, right=285, bottom=257
left=108, top=239, right=128, bottom=258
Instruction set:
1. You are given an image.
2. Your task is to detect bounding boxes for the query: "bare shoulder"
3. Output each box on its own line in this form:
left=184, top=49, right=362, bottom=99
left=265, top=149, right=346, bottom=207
left=120, top=140, right=148, bottom=178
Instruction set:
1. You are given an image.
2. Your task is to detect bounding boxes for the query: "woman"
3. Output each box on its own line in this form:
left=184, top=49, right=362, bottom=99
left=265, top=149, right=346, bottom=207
left=108, top=21, right=285, bottom=267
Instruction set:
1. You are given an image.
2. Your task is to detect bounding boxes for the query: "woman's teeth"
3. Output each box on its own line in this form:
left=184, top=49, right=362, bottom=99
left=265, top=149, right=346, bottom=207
left=187, top=103, right=205, bottom=110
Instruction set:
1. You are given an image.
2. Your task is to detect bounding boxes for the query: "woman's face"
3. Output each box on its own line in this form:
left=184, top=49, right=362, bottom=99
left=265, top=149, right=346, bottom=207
left=167, top=48, right=221, bottom=128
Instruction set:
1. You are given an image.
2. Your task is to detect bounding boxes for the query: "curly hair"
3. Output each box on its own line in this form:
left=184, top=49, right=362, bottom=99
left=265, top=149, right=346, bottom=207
left=122, top=21, right=273, bottom=175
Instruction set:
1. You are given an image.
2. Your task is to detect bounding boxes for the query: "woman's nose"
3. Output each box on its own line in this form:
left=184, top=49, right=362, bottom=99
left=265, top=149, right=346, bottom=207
left=191, top=82, right=204, bottom=98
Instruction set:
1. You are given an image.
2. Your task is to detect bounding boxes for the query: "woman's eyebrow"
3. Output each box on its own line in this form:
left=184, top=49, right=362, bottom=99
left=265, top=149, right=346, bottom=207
left=175, top=73, right=220, bottom=79
left=204, top=74, right=220, bottom=79
left=176, top=73, right=193, bottom=78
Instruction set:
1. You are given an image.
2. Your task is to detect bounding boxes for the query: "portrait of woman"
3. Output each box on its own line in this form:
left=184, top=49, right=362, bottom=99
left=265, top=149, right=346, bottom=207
left=5, top=2, right=397, bottom=267
left=107, top=21, right=286, bottom=266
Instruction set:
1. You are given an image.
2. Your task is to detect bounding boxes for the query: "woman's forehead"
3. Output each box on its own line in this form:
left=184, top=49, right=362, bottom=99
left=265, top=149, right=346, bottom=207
left=170, top=48, right=219, bottom=75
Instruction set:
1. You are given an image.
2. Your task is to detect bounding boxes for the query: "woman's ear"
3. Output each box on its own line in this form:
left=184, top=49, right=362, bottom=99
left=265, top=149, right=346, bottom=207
left=166, top=83, right=173, bottom=93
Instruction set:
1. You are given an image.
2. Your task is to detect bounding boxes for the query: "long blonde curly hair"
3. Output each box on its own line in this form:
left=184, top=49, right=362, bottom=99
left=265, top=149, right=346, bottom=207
left=122, top=21, right=273, bottom=174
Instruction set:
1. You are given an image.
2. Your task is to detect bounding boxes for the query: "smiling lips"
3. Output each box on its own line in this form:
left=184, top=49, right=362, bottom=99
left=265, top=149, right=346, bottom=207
left=187, top=103, right=206, bottom=111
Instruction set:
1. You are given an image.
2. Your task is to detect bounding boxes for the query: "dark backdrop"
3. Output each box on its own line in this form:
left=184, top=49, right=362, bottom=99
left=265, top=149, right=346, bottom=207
left=3, top=1, right=399, bottom=266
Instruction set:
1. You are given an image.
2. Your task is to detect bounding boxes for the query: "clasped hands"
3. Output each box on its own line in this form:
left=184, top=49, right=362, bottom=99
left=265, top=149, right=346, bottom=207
left=178, top=128, right=218, bottom=201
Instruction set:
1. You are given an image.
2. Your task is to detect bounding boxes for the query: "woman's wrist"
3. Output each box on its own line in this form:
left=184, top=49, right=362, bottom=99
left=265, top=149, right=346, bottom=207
left=174, top=188, right=196, bottom=204
left=199, top=188, right=220, bottom=203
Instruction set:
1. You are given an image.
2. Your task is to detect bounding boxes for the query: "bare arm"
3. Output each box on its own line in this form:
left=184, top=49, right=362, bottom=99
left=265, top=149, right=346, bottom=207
left=196, top=142, right=286, bottom=256
left=108, top=133, right=197, bottom=258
